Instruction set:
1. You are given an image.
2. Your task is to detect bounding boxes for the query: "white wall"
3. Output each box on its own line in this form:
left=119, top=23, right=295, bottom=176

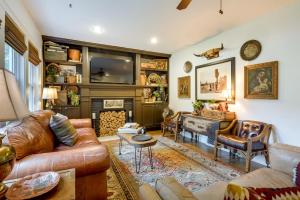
left=0, top=0, right=42, bottom=108
left=169, top=2, right=300, bottom=150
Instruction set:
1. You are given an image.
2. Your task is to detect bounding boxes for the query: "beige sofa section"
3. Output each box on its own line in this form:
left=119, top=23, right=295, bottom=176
left=139, top=143, right=299, bottom=200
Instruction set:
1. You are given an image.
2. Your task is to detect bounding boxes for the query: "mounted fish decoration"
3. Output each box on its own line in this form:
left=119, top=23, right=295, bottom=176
left=194, top=44, right=224, bottom=60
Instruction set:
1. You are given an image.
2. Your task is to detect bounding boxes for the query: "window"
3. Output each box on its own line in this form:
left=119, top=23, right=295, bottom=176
left=28, top=62, right=41, bottom=111
left=5, top=43, right=26, bottom=101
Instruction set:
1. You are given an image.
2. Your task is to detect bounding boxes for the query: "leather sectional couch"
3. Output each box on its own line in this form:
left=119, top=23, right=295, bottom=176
left=139, top=143, right=300, bottom=200
left=4, top=110, right=110, bottom=200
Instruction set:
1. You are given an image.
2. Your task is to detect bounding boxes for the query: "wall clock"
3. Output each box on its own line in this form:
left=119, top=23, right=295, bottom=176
left=240, top=40, right=262, bottom=61
left=183, top=61, right=193, bottom=73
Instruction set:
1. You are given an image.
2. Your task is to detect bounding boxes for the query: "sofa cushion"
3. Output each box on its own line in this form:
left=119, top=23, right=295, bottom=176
left=155, top=177, right=197, bottom=200
left=270, top=143, right=300, bottom=176
left=194, top=181, right=228, bottom=200
left=50, top=113, right=78, bottom=146
left=5, top=116, right=54, bottom=159
left=224, top=183, right=262, bottom=200
left=55, top=128, right=100, bottom=151
left=29, top=110, right=55, bottom=148
left=139, top=184, right=162, bottom=200
left=231, top=168, right=294, bottom=188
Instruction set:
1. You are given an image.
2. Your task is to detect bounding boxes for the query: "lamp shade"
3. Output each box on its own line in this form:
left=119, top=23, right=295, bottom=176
left=0, top=69, right=29, bottom=121
left=42, top=88, right=58, bottom=100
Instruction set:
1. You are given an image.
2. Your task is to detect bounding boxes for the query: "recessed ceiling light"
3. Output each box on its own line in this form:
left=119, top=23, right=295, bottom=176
left=150, top=37, right=158, bottom=44
left=125, top=59, right=131, bottom=63
left=90, top=25, right=105, bottom=34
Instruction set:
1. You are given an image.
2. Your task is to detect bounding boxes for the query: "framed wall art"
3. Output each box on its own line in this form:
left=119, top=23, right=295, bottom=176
left=244, top=61, right=278, bottom=99
left=195, top=57, right=235, bottom=102
left=178, top=76, right=191, bottom=98
left=103, top=99, right=124, bottom=109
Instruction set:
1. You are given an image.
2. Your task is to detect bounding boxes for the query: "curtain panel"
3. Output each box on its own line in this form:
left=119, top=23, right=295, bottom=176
left=28, top=42, right=41, bottom=66
left=5, top=15, right=27, bottom=55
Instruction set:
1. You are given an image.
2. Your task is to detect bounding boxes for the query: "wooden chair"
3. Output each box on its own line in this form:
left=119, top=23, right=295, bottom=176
left=214, top=119, right=272, bottom=172
left=161, top=111, right=191, bottom=141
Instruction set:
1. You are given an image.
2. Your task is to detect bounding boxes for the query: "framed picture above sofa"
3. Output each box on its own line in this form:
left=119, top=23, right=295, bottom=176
left=195, top=57, right=235, bottom=102
left=244, top=61, right=278, bottom=99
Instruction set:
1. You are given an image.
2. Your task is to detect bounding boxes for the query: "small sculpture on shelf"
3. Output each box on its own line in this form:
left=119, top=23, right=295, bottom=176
left=46, top=63, right=61, bottom=83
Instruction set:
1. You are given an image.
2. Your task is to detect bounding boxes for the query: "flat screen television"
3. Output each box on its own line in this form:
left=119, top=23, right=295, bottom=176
left=90, top=54, right=134, bottom=84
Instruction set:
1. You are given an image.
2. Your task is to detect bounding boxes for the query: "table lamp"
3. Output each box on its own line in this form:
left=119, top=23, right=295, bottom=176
left=0, top=69, right=29, bottom=198
left=42, top=87, right=58, bottom=109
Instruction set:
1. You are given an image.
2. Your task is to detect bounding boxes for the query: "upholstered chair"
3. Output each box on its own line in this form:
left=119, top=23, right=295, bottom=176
left=214, top=120, right=272, bottom=172
left=161, top=111, right=191, bottom=141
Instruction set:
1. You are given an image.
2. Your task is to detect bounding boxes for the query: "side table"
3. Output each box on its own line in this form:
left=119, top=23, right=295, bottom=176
left=3, top=169, right=75, bottom=200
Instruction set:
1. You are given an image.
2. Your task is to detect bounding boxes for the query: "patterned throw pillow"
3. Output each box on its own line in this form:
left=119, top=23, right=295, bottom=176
left=224, top=183, right=300, bottom=200
left=293, top=162, right=300, bottom=186
left=50, top=113, right=78, bottom=146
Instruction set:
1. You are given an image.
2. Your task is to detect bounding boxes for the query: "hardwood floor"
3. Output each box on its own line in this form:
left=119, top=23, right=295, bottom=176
left=149, top=130, right=264, bottom=172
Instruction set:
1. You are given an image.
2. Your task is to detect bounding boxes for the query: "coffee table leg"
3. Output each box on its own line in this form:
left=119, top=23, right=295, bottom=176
left=134, top=147, right=138, bottom=173
left=138, top=148, right=142, bottom=172
left=134, top=147, right=142, bottom=173
left=119, top=138, right=122, bottom=155
left=148, top=146, right=154, bottom=169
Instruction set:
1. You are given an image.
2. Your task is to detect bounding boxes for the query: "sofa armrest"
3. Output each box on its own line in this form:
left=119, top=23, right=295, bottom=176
left=139, top=184, right=162, bottom=200
left=270, top=143, right=300, bottom=176
left=69, top=118, right=92, bottom=129
left=155, top=177, right=197, bottom=200
left=6, top=144, right=110, bottom=180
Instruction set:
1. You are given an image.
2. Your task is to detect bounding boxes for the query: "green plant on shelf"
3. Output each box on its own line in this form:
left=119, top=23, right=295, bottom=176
left=68, top=91, right=80, bottom=106
left=152, top=90, right=161, bottom=101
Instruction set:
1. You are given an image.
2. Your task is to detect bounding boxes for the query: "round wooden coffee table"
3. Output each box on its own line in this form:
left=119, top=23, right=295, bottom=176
left=117, top=133, right=157, bottom=173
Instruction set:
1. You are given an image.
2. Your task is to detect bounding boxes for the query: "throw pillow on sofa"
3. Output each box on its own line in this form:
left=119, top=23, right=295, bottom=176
left=224, top=183, right=300, bottom=200
left=50, top=113, right=78, bottom=146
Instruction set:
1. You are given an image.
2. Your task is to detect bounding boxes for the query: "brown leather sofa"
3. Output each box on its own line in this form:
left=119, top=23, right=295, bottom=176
left=4, top=110, right=110, bottom=200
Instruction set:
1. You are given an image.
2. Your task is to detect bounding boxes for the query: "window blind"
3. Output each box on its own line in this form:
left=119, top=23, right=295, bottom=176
left=5, top=15, right=27, bottom=55
left=28, top=42, right=41, bottom=66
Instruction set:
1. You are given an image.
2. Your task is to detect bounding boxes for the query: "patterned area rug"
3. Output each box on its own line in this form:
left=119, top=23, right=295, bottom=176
left=105, top=136, right=242, bottom=200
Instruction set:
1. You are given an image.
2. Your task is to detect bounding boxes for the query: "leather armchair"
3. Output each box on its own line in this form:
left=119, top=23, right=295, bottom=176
left=214, top=119, right=272, bottom=172
left=161, top=111, right=191, bottom=141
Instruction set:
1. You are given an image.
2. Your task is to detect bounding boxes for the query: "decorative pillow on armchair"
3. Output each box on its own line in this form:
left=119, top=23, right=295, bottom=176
left=224, top=183, right=300, bottom=200
left=50, top=113, right=78, bottom=146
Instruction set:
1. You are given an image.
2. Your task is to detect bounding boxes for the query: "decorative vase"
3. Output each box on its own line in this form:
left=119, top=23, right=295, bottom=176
left=0, top=134, right=16, bottom=198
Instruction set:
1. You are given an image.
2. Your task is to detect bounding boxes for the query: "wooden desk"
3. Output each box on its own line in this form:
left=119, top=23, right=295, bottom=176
left=4, top=169, right=75, bottom=200
left=181, top=114, right=233, bottom=145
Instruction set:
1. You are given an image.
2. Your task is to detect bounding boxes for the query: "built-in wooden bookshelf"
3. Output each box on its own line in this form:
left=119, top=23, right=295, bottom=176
left=42, top=35, right=170, bottom=128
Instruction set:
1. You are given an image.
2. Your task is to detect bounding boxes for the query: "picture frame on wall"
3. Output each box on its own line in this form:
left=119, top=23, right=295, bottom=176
left=195, top=57, right=235, bottom=102
left=178, top=76, right=191, bottom=98
left=103, top=99, right=124, bottom=109
left=244, top=61, right=278, bottom=99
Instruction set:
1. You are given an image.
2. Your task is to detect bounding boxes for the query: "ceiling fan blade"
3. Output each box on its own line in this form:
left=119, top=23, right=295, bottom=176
left=176, top=0, right=192, bottom=10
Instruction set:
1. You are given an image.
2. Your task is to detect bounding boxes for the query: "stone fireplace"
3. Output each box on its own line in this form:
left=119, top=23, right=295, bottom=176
left=91, top=98, right=134, bottom=136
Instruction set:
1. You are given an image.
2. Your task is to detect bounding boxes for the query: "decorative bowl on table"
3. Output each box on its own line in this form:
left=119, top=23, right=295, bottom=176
left=5, top=172, right=60, bottom=200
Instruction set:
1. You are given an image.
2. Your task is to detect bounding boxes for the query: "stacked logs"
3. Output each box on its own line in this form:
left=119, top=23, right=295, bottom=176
left=99, top=111, right=126, bottom=136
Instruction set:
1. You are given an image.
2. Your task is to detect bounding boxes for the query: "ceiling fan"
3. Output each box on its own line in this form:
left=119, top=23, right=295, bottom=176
left=176, top=0, right=224, bottom=14
left=176, top=0, right=192, bottom=10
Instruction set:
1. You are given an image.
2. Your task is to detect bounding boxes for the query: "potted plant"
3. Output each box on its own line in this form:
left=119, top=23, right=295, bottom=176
left=68, top=91, right=80, bottom=106
left=152, top=90, right=161, bottom=101
left=192, top=100, right=204, bottom=115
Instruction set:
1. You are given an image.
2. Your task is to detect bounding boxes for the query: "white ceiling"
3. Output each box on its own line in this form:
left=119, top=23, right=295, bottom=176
left=23, top=0, right=295, bottom=53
